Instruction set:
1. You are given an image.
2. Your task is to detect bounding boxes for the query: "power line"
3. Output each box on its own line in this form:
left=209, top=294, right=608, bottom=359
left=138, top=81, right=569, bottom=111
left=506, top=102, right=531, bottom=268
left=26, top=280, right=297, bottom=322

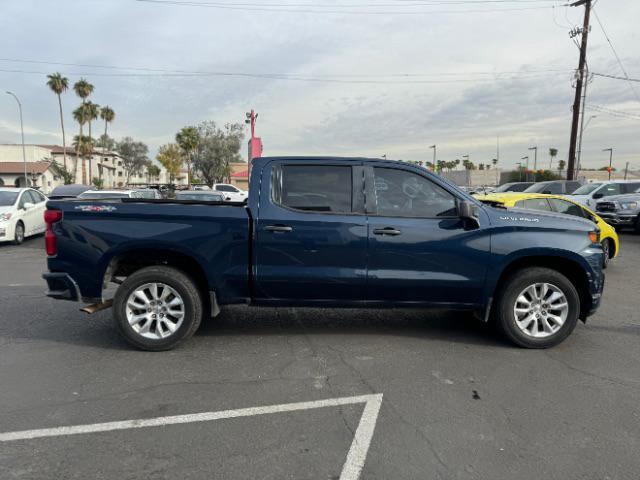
left=592, top=72, right=640, bottom=83
left=592, top=7, right=640, bottom=103
left=0, top=57, right=574, bottom=81
left=587, top=104, right=640, bottom=120
left=0, top=66, right=572, bottom=84
left=135, top=0, right=562, bottom=14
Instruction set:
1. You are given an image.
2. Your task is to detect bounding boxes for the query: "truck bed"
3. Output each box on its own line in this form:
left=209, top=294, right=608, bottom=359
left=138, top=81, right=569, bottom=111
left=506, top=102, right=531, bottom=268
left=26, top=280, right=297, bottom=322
left=45, top=198, right=252, bottom=303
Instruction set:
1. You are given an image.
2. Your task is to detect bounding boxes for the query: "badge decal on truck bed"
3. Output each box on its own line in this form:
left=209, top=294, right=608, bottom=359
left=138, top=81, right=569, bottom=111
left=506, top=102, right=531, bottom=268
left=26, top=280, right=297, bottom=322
left=74, top=205, right=117, bottom=213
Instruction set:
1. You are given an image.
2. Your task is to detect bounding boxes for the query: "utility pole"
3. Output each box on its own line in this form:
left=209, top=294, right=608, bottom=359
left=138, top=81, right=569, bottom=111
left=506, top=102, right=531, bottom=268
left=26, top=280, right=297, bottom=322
left=576, top=69, right=593, bottom=178
left=603, top=148, right=613, bottom=180
left=624, top=162, right=629, bottom=180
left=567, top=0, right=592, bottom=180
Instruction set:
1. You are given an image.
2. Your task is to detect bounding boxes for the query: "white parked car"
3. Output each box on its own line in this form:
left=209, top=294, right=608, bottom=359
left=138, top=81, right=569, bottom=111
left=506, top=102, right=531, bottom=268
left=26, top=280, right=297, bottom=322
left=0, top=187, right=48, bottom=245
left=212, top=183, right=248, bottom=202
left=569, top=180, right=640, bottom=208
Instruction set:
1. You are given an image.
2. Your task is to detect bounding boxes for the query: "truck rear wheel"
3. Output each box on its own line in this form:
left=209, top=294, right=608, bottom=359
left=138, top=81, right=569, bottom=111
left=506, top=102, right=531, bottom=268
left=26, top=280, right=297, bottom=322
left=495, top=267, right=580, bottom=349
left=113, top=266, right=203, bottom=351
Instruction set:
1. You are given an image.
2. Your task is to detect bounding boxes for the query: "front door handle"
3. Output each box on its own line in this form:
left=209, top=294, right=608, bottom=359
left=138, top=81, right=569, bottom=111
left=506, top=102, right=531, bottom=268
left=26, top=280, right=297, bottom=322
left=265, top=225, right=293, bottom=233
left=373, top=227, right=401, bottom=236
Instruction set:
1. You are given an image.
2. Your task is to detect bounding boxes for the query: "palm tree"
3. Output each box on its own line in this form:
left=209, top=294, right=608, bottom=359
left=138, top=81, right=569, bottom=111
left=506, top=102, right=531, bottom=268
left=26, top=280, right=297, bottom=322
left=85, top=101, right=100, bottom=182
left=558, top=159, right=566, bottom=173
left=73, top=105, right=89, bottom=184
left=549, top=148, right=558, bottom=169
left=46, top=73, right=69, bottom=169
left=73, top=79, right=94, bottom=184
left=99, top=106, right=115, bottom=185
left=73, top=135, right=94, bottom=185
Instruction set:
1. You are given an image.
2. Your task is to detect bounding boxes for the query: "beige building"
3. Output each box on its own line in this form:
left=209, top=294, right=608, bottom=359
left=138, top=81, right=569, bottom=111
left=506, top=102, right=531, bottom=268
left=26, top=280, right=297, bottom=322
left=0, top=144, right=174, bottom=192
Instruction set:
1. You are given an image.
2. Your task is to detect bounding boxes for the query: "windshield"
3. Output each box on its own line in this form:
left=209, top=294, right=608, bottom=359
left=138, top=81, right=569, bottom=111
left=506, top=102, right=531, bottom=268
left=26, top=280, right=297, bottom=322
left=523, top=183, right=551, bottom=193
left=571, top=183, right=602, bottom=195
left=176, top=193, right=224, bottom=201
left=78, top=192, right=129, bottom=199
left=0, top=191, right=19, bottom=206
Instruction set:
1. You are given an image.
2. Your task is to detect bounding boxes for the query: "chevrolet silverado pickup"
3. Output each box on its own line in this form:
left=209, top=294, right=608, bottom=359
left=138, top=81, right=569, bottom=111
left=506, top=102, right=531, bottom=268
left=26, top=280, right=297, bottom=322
left=43, top=157, right=605, bottom=350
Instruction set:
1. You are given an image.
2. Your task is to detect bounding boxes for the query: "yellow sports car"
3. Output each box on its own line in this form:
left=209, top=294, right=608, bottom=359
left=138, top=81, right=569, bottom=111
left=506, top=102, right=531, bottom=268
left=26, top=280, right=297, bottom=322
left=473, top=192, right=619, bottom=268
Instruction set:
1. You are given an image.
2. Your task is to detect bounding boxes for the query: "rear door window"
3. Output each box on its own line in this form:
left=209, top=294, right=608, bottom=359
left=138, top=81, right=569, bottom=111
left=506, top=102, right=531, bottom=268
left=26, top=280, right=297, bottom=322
left=275, top=165, right=353, bottom=213
left=549, top=198, right=586, bottom=218
left=515, top=198, right=553, bottom=211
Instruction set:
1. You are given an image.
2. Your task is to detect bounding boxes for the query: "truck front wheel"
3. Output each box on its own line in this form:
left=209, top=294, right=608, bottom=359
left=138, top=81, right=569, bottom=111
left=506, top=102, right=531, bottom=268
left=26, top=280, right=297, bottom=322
left=113, top=266, right=203, bottom=351
left=495, top=267, right=580, bottom=348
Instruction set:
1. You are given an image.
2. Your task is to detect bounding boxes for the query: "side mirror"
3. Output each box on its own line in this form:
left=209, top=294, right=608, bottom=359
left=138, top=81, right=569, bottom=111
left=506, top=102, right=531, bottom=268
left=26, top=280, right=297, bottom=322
left=458, top=200, right=480, bottom=229
left=593, top=192, right=604, bottom=199
left=23, top=202, right=35, bottom=210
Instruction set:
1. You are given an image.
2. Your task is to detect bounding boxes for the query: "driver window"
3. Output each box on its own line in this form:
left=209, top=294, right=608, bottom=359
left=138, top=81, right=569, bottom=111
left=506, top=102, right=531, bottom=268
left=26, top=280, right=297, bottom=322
left=373, top=167, right=456, bottom=218
left=18, top=192, right=29, bottom=209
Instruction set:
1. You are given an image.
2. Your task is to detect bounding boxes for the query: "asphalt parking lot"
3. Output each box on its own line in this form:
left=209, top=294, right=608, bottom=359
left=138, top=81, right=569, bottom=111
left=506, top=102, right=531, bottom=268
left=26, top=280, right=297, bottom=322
left=1, top=234, right=639, bottom=480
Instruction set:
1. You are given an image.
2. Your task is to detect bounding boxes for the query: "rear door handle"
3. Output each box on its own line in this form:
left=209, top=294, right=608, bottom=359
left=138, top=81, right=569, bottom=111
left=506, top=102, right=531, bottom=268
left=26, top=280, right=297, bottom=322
left=265, top=225, right=293, bottom=233
left=373, top=227, right=401, bottom=236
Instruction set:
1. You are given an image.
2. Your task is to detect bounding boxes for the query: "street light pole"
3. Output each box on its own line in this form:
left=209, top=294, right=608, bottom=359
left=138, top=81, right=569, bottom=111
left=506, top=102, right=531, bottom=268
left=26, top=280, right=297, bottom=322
left=429, top=145, right=436, bottom=171
left=603, top=148, right=613, bottom=180
left=6, top=91, right=27, bottom=188
left=521, top=156, right=529, bottom=181
left=528, top=146, right=538, bottom=172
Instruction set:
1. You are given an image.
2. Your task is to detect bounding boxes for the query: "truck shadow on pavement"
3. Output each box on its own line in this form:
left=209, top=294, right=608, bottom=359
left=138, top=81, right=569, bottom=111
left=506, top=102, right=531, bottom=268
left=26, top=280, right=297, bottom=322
left=3, top=289, right=507, bottom=350
left=195, top=306, right=507, bottom=349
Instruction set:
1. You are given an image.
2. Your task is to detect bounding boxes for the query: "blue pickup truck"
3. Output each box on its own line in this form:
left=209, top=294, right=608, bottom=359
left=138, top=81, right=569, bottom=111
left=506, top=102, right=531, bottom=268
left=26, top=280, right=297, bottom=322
left=43, top=157, right=605, bottom=350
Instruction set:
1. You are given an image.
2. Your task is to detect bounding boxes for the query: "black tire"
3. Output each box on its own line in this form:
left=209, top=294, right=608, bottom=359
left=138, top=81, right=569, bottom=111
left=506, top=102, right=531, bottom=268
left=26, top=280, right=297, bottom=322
left=13, top=221, right=25, bottom=245
left=113, top=266, right=203, bottom=351
left=601, top=240, right=610, bottom=269
left=494, top=267, right=580, bottom=349
left=635, top=216, right=640, bottom=234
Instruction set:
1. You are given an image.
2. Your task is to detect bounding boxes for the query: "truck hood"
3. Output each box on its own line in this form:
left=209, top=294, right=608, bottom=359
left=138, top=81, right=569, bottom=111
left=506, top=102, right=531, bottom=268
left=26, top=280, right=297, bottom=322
left=596, top=193, right=640, bottom=203
left=484, top=205, right=595, bottom=231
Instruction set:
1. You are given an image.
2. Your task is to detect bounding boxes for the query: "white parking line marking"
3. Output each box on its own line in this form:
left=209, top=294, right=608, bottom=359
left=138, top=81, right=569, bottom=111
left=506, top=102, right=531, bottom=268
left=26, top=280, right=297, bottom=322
left=0, top=393, right=383, bottom=480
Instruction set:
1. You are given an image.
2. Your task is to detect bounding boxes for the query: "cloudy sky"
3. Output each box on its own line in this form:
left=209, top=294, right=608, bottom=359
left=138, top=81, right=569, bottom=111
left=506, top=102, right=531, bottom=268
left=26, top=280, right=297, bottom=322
left=1, top=0, right=639, bottom=170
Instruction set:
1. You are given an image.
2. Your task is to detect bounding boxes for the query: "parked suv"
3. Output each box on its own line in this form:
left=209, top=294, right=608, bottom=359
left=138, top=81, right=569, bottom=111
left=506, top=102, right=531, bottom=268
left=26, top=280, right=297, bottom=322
left=571, top=180, right=640, bottom=208
left=523, top=180, right=582, bottom=195
left=212, top=183, right=248, bottom=202
left=596, top=187, right=640, bottom=232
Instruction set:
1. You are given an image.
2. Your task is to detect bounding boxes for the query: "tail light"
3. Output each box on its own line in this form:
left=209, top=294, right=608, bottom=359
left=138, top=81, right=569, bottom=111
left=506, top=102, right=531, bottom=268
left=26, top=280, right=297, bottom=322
left=44, top=209, right=63, bottom=256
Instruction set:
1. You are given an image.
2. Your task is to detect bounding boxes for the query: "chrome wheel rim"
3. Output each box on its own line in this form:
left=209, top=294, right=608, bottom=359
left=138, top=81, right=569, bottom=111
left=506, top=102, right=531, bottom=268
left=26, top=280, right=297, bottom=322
left=125, top=283, right=185, bottom=340
left=15, top=224, right=24, bottom=242
left=513, top=283, right=569, bottom=339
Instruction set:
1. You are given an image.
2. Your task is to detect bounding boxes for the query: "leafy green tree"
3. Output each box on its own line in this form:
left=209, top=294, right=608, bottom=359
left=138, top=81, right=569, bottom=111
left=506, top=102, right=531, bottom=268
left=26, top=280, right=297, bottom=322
left=49, top=160, right=74, bottom=185
left=157, top=143, right=183, bottom=183
left=46, top=73, right=70, bottom=169
left=91, top=177, right=104, bottom=189
left=176, top=126, right=200, bottom=187
left=96, top=134, right=116, bottom=150
left=193, top=121, right=244, bottom=186
left=147, top=164, right=162, bottom=183
left=117, top=137, right=149, bottom=184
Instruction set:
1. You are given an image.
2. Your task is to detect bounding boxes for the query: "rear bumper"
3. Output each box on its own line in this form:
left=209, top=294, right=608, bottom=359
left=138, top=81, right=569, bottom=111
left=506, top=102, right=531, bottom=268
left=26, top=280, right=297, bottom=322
left=43, top=272, right=81, bottom=301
